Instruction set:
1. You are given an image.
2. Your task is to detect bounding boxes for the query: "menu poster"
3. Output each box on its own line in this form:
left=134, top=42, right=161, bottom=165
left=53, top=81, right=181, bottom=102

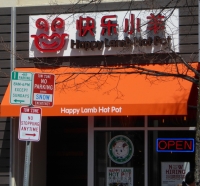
left=161, top=162, right=190, bottom=186
left=107, top=167, right=133, bottom=186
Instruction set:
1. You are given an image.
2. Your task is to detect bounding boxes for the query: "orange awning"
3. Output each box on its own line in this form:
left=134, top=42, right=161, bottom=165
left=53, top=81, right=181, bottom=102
left=0, top=63, right=197, bottom=117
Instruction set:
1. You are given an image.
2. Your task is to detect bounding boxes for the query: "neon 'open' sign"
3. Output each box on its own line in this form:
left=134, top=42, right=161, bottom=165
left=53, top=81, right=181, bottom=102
left=156, top=138, right=194, bottom=152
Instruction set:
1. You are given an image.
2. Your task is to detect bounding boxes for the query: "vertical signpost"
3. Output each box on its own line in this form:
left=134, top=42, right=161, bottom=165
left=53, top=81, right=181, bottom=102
left=23, top=141, right=31, bottom=186
left=10, top=71, right=33, bottom=186
left=18, top=106, right=42, bottom=186
left=10, top=71, right=55, bottom=186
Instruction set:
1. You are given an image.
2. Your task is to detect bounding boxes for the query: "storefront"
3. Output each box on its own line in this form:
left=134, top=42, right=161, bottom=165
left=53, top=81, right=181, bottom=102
left=0, top=2, right=198, bottom=186
left=0, top=108, right=197, bottom=186
left=0, top=68, right=197, bottom=186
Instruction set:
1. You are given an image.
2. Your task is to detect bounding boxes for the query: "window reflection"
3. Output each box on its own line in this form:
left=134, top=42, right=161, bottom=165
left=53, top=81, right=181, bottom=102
left=94, top=116, right=144, bottom=127
left=94, top=131, right=144, bottom=186
left=148, top=115, right=196, bottom=127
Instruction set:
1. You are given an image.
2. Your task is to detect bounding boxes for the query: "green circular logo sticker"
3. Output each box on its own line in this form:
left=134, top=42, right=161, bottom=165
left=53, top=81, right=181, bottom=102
left=108, top=135, right=134, bottom=164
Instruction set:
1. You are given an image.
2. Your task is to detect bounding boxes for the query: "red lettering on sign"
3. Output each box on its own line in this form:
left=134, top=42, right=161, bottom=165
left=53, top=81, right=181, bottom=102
left=147, top=13, right=165, bottom=34
left=176, top=141, right=183, bottom=150
left=157, top=139, right=194, bottom=152
left=28, top=116, right=33, bottom=120
left=100, top=15, right=118, bottom=36
left=168, top=140, right=175, bottom=149
left=158, top=140, right=167, bottom=149
left=33, top=127, right=38, bottom=132
left=76, top=16, right=95, bottom=37
left=32, top=73, right=55, bottom=107
left=185, top=141, right=192, bottom=149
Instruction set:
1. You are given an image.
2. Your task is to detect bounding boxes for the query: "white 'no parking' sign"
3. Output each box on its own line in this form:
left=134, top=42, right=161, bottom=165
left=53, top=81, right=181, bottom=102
left=18, top=106, right=42, bottom=142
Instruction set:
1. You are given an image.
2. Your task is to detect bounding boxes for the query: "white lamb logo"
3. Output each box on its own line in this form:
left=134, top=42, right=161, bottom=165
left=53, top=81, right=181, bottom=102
left=112, top=141, right=128, bottom=159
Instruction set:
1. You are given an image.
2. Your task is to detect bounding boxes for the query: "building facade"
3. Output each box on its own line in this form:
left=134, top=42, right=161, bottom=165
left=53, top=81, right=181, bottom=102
left=0, top=0, right=198, bottom=186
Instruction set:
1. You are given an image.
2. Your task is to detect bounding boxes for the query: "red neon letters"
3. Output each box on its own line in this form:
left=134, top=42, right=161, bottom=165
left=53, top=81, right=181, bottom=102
left=158, top=140, right=192, bottom=150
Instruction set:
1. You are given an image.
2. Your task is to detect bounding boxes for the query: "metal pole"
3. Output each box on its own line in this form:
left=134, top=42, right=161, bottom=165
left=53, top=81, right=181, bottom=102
left=88, top=117, right=94, bottom=186
left=10, top=6, right=16, bottom=186
left=144, top=116, right=148, bottom=186
left=10, top=6, right=16, bottom=71
left=197, top=0, right=200, bottom=62
left=196, top=2, right=200, bottom=185
left=23, top=141, right=32, bottom=186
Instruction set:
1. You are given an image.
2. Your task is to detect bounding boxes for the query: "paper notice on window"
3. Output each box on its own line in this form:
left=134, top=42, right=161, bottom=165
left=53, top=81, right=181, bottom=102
left=107, top=167, right=133, bottom=186
left=161, top=162, right=190, bottom=186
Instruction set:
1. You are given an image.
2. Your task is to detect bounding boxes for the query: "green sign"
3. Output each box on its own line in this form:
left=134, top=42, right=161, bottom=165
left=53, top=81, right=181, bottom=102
left=108, top=135, right=134, bottom=164
left=10, top=71, right=33, bottom=105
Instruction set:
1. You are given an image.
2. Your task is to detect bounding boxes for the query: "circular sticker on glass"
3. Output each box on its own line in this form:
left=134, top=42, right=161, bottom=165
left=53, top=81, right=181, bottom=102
left=108, top=135, right=134, bottom=164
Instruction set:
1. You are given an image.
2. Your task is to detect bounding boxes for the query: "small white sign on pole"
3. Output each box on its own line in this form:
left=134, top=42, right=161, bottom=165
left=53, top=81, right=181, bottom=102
left=10, top=71, right=33, bottom=105
left=18, top=106, right=42, bottom=142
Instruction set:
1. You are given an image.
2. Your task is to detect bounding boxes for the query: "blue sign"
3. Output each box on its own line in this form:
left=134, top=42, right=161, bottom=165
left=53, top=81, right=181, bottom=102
left=157, top=138, right=194, bottom=152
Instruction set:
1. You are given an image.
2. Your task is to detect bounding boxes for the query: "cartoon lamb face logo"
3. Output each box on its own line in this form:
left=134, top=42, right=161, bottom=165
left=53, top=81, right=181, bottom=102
left=108, top=135, right=134, bottom=164
left=31, top=17, right=69, bottom=52
left=112, top=141, right=128, bottom=159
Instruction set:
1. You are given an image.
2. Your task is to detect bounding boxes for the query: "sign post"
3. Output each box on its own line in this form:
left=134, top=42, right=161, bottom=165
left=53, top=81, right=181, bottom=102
left=32, top=73, right=55, bottom=107
left=10, top=71, right=33, bottom=105
left=23, top=141, right=31, bottom=186
left=15, top=72, right=54, bottom=186
left=19, top=106, right=42, bottom=186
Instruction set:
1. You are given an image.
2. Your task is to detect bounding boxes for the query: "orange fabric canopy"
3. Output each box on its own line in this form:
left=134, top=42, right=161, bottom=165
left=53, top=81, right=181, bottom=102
left=0, top=63, right=197, bottom=117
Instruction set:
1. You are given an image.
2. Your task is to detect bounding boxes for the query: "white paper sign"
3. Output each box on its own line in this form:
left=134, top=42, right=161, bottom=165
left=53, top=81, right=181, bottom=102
left=161, top=162, right=190, bottom=186
left=18, top=106, right=42, bottom=142
left=107, top=167, right=133, bottom=186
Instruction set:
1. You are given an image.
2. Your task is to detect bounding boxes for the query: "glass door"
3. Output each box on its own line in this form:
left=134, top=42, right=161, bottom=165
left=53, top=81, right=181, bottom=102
left=47, top=116, right=88, bottom=186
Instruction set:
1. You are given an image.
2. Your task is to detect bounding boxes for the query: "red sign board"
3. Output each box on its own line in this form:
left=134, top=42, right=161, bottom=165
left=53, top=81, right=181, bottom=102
left=18, top=106, right=42, bottom=142
left=32, top=73, right=55, bottom=107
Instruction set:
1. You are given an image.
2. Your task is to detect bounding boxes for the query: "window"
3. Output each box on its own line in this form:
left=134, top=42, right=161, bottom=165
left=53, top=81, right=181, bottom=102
left=90, top=116, right=196, bottom=186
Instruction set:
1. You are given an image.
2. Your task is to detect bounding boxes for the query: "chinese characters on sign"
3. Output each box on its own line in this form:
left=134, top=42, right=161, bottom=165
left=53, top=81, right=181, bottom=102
left=161, top=162, right=190, bottom=186
left=29, top=9, right=179, bottom=57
